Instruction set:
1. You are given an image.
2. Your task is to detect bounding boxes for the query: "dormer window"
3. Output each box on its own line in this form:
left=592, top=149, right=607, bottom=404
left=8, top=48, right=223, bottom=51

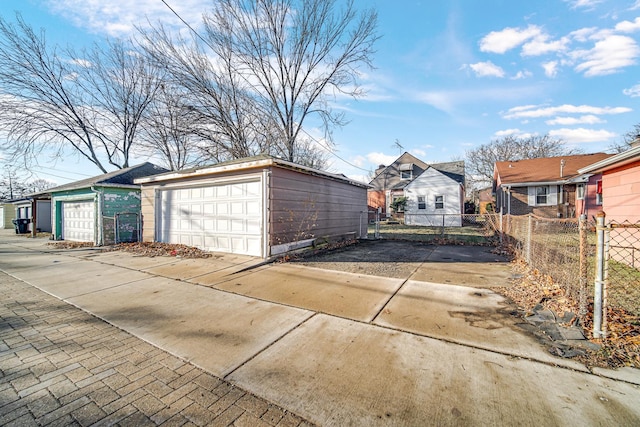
left=399, top=163, right=413, bottom=180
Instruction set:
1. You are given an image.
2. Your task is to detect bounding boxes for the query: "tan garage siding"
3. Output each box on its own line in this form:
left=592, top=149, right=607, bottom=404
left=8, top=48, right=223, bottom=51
left=269, top=167, right=367, bottom=248
left=140, top=186, right=156, bottom=243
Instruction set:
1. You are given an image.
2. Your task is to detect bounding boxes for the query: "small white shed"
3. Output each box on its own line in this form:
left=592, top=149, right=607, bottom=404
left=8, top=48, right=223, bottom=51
left=403, top=167, right=464, bottom=226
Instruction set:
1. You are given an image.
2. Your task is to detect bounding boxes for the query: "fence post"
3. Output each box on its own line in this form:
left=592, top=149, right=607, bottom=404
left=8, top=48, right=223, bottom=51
left=578, top=215, right=588, bottom=321
left=375, top=207, right=381, bottom=239
left=593, top=211, right=606, bottom=339
left=499, top=212, right=503, bottom=245
left=526, top=214, right=532, bottom=264
left=441, top=214, right=445, bottom=237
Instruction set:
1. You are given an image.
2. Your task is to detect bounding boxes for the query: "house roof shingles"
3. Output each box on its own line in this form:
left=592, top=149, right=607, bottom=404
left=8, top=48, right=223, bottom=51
left=495, top=153, right=613, bottom=185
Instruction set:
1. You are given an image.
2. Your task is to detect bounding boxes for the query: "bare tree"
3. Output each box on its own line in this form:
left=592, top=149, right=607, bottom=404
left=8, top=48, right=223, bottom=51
left=138, top=82, right=204, bottom=170
left=608, top=123, right=640, bottom=153
left=0, top=15, right=109, bottom=172
left=465, top=135, right=580, bottom=189
left=140, top=23, right=265, bottom=163
left=0, top=15, right=162, bottom=173
left=72, top=39, right=163, bottom=168
left=143, top=0, right=378, bottom=166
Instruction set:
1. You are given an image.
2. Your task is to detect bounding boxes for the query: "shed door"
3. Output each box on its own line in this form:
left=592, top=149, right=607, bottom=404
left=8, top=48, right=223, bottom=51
left=61, top=201, right=95, bottom=243
left=158, top=180, right=263, bottom=256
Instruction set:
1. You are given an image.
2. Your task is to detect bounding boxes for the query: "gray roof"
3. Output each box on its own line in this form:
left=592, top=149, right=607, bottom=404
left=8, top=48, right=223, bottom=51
left=431, top=161, right=465, bottom=185
left=46, top=163, right=168, bottom=194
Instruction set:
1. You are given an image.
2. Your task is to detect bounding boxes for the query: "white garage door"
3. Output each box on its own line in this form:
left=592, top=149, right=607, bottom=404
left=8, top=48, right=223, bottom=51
left=62, top=200, right=95, bottom=243
left=158, top=180, right=263, bottom=256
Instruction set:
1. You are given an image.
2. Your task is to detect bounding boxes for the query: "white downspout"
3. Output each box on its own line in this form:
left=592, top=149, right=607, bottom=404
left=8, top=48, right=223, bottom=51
left=262, top=169, right=271, bottom=259
left=90, top=186, right=103, bottom=246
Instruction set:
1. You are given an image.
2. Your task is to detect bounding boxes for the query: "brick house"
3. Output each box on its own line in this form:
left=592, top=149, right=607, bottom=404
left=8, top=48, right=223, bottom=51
left=493, top=153, right=612, bottom=218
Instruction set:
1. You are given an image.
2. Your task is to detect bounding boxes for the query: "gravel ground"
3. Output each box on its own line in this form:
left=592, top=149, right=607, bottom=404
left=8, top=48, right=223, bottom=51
left=291, top=240, right=437, bottom=278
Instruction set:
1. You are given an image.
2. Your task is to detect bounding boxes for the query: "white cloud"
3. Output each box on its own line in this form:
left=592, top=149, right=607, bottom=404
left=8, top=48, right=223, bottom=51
left=615, top=17, right=640, bottom=33
left=570, top=27, right=599, bottom=42
left=493, top=129, right=536, bottom=139
left=415, top=91, right=456, bottom=113
left=623, top=84, right=640, bottom=97
left=631, top=0, right=640, bottom=10
left=522, top=35, right=569, bottom=56
left=479, top=25, right=542, bottom=54
left=494, top=128, right=521, bottom=136
left=542, top=61, right=559, bottom=77
left=45, top=0, right=209, bottom=37
left=549, top=128, right=616, bottom=143
left=574, top=35, right=640, bottom=76
left=366, top=152, right=398, bottom=167
left=411, top=148, right=427, bottom=157
left=468, top=61, right=506, bottom=78
left=545, top=115, right=604, bottom=125
left=502, top=104, right=632, bottom=120
left=512, top=70, right=533, bottom=80
left=351, top=155, right=366, bottom=168
left=69, top=58, right=92, bottom=68
left=565, top=0, right=603, bottom=10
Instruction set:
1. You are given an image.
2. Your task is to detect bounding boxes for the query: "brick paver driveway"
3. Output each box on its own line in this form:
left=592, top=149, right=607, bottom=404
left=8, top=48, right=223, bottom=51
left=0, top=271, right=312, bottom=427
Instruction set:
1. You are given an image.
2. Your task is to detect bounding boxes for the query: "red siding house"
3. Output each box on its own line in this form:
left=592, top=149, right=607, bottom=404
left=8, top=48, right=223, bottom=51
left=493, top=153, right=613, bottom=218
left=578, top=142, right=640, bottom=223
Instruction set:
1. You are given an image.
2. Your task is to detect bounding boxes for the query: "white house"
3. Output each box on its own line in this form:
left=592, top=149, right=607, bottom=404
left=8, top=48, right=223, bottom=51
left=403, top=167, right=465, bottom=226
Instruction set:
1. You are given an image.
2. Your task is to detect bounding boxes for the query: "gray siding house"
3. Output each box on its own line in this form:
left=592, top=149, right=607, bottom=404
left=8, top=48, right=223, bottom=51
left=135, top=156, right=369, bottom=258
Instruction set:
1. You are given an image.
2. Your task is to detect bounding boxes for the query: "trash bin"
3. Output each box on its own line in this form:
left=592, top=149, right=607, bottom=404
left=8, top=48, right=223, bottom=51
left=12, top=218, right=30, bottom=234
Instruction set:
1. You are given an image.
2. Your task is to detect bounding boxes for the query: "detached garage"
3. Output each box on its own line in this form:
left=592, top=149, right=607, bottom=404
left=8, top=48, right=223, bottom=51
left=0, top=203, right=16, bottom=229
left=135, top=156, right=369, bottom=258
left=50, top=163, right=167, bottom=245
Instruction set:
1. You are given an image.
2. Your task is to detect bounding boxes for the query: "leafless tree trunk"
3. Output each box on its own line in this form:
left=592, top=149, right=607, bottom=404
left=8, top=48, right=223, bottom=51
left=71, top=39, right=163, bottom=169
left=0, top=15, right=162, bottom=173
left=138, top=83, right=203, bottom=171
left=206, top=0, right=378, bottom=162
left=142, top=0, right=378, bottom=166
left=0, top=15, right=109, bottom=172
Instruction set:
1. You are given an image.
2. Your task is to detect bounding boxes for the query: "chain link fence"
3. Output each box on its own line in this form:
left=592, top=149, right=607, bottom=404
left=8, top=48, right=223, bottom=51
left=504, top=215, right=593, bottom=317
left=502, top=213, right=639, bottom=338
left=366, top=213, right=500, bottom=244
left=607, top=221, right=640, bottom=316
left=369, top=211, right=639, bottom=338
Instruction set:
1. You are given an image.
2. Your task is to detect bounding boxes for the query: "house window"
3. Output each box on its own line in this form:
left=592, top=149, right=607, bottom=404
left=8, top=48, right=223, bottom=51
left=536, top=186, right=548, bottom=205
left=417, top=196, right=426, bottom=210
left=576, top=184, right=585, bottom=200
left=435, top=195, right=444, bottom=209
left=399, top=163, right=413, bottom=180
left=596, top=180, right=603, bottom=205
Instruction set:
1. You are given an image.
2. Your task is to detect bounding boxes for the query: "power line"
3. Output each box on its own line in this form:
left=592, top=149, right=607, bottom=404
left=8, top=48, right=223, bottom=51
left=160, top=0, right=214, bottom=49
left=300, top=128, right=371, bottom=173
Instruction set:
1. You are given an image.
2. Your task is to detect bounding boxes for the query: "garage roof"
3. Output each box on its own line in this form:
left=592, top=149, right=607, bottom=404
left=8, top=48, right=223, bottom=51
left=45, top=163, right=168, bottom=193
left=134, top=155, right=369, bottom=188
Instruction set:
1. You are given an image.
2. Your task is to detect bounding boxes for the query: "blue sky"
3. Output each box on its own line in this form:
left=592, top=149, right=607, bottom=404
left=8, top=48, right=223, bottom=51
left=1, top=0, right=639, bottom=184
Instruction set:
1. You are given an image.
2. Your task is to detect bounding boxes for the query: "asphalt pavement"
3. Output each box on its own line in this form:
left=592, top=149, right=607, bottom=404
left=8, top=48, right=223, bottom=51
left=1, top=230, right=639, bottom=426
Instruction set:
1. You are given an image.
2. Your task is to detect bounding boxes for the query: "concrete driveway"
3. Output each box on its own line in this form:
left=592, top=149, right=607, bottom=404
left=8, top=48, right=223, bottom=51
left=1, top=231, right=639, bottom=426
